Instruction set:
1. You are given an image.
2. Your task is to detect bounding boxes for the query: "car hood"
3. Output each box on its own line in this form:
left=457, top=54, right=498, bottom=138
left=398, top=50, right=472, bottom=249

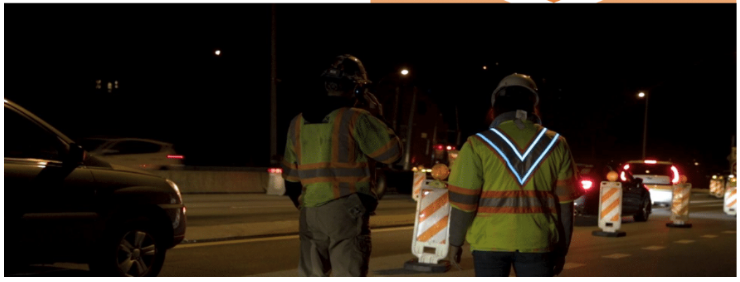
left=108, top=163, right=158, bottom=177
left=85, top=155, right=158, bottom=177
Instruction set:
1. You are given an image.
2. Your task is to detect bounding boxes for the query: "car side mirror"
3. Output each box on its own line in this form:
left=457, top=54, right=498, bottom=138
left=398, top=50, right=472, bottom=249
left=66, top=144, right=87, bottom=166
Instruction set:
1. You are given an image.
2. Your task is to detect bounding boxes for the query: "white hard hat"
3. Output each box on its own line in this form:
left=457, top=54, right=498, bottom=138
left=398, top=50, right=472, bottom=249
left=491, top=73, right=539, bottom=107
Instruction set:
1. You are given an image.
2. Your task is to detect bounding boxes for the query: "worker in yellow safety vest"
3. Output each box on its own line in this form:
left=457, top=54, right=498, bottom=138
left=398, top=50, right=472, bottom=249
left=446, top=73, right=581, bottom=277
left=281, top=54, right=403, bottom=276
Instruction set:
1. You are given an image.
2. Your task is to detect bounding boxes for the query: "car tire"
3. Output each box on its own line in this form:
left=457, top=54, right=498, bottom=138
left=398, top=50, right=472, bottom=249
left=633, top=197, right=652, bottom=222
left=89, top=218, right=167, bottom=277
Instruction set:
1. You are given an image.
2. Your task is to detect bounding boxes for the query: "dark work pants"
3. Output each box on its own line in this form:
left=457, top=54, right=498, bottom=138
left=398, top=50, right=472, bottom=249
left=298, top=194, right=371, bottom=277
left=472, top=250, right=554, bottom=277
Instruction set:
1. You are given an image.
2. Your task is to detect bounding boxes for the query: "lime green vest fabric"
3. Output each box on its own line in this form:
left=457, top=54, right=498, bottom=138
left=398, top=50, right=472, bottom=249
left=448, top=120, right=581, bottom=252
left=282, top=107, right=402, bottom=207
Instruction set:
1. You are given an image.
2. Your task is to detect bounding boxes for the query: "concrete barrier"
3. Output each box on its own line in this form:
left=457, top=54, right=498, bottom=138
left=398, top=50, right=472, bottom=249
left=151, top=167, right=271, bottom=193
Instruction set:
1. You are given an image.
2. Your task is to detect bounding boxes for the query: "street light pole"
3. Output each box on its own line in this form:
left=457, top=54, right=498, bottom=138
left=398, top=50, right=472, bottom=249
left=641, top=92, right=648, bottom=160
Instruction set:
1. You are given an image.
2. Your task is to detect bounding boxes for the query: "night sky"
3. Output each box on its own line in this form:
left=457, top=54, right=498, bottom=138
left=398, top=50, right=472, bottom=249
left=4, top=3, right=737, bottom=182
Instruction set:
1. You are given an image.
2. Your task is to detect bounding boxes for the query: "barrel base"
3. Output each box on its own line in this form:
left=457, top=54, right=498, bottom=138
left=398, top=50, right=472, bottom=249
left=404, top=258, right=450, bottom=273
left=666, top=222, right=692, bottom=228
left=592, top=230, right=626, bottom=237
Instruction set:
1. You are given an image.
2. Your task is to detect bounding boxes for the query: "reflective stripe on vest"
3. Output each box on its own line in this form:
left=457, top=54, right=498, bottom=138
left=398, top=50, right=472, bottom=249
left=475, top=127, right=560, bottom=186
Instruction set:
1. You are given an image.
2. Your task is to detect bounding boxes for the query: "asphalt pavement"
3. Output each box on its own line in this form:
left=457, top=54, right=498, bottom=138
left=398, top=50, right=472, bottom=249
left=181, top=193, right=419, bottom=243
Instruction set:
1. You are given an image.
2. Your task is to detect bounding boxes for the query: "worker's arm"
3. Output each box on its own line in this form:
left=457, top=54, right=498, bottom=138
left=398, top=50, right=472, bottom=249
left=353, top=110, right=403, bottom=165
left=281, top=116, right=302, bottom=209
left=447, top=137, right=484, bottom=248
left=554, top=137, right=581, bottom=257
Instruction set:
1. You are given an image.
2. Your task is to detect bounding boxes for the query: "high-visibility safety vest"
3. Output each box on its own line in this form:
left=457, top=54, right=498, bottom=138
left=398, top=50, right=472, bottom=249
left=282, top=107, right=403, bottom=207
left=448, top=119, right=581, bottom=253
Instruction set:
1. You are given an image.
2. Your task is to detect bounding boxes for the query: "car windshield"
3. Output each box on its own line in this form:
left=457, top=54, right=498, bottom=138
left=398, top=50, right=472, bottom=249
left=79, top=139, right=108, bottom=151
left=628, top=163, right=673, bottom=176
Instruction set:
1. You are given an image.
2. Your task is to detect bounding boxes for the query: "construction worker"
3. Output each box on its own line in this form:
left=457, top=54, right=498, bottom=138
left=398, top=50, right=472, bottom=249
left=281, top=54, right=403, bottom=277
left=446, top=73, right=581, bottom=277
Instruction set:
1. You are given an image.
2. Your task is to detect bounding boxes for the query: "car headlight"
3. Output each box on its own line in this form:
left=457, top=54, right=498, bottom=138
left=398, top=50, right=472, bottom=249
left=166, top=178, right=183, bottom=204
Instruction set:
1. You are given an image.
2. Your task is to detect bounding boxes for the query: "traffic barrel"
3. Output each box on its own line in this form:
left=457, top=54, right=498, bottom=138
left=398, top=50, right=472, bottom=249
left=593, top=181, right=626, bottom=237
left=667, top=179, right=692, bottom=228
left=404, top=186, right=451, bottom=273
left=266, top=168, right=286, bottom=195
left=724, top=187, right=737, bottom=216
left=709, top=179, right=721, bottom=197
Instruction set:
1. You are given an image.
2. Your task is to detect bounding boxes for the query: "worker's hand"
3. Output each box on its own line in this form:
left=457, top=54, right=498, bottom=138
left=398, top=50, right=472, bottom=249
left=356, top=91, right=384, bottom=119
left=448, top=245, right=463, bottom=270
left=553, top=254, right=566, bottom=276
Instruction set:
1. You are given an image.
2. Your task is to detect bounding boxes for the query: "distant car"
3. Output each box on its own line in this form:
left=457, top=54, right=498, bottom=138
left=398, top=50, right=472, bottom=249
left=620, top=160, right=680, bottom=206
left=4, top=99, right=186, bottom=276
left=79, top=138, right=185, bottom=170
left=573, top=163, right=652, bottom=222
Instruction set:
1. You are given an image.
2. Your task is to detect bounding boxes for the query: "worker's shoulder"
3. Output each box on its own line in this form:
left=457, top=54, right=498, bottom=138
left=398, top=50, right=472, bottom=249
left=536, top=124, right=567, bottom=142
left=347, top=107, right=372, bottom=116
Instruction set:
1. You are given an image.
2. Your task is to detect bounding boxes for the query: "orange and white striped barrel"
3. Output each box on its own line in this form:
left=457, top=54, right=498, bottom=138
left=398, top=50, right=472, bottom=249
left=410, top=187, right=450, bottom=264
left=598, top=181, right=623, bottom=233
left=709, top=179, right=721, bottom=197
left=412, top=171, right=425, bottom=201
left=724, top=187, right=737, bottom=216
left=670, top=183, right=692, bottom=224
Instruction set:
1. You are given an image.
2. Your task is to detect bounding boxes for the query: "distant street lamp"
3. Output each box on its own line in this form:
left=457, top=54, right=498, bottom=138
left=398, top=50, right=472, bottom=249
left=483, top=66, right=488, bottom=70
left=401, top=69, right=409, bottom=76
left=215, top=50, right=221, bottom=56
left=638, top=91, right=648, bottom=159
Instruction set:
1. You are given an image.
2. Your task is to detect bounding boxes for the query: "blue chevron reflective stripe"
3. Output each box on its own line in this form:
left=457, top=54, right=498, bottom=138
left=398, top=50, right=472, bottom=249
left=490, top=127, right=547, bottom=161
left=476, top=128, right=560, bottom=186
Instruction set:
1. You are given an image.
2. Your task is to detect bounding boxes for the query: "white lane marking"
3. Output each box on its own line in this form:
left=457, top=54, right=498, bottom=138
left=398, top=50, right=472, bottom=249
left=701, top=235, right=718, bottom=238
left=563, top=263, right=586, bottom=270
left=602, top=253, right=631, bottom=259
left=674, top=240, right=695, bottom=244
left=722, top=231, right=736, bottom=234
left=175, top=226, right=415, bottom=249
left=642, top=246, right=665, bottom=251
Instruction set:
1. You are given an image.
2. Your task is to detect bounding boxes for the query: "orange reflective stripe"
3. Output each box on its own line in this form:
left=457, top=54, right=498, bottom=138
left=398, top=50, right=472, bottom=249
left=331, top=108, right=347, bottom=163
left=282, top=160, right=297, bottom=170
left=451, top=202, right=477, bottom=212
left=347, top=110, right=361, bottom=163
left=448, top=184, right=479, bottom=195
left=416, top=215, right=448, bottom=242
left=368, top=138, right=400, bottom=159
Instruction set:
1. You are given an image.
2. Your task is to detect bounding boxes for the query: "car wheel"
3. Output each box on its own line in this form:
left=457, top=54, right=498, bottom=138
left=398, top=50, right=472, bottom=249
left=90, top=219, right=167, bottom=277
left=633, top=197, right=652, bottom=222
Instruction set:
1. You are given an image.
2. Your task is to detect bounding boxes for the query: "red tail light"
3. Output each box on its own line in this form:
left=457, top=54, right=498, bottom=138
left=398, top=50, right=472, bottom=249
left=268, top=168, right=283, bottom=174
left=620, top=171, right=627, bottom=181
left=581, top=180, right=593, bottom=190
left=446, top=145, right=456, bottom=151
left=623, top=164, right=630, bottom=170
left=167, top=155, right=184, bottom=159
left=435, top=144, right=444, bottom=151
left=671, top=166, right=679, bottom=184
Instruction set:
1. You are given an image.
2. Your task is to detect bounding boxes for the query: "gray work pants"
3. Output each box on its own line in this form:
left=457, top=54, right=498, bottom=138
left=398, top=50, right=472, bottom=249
left=298, top=194, right=372, bottom=277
